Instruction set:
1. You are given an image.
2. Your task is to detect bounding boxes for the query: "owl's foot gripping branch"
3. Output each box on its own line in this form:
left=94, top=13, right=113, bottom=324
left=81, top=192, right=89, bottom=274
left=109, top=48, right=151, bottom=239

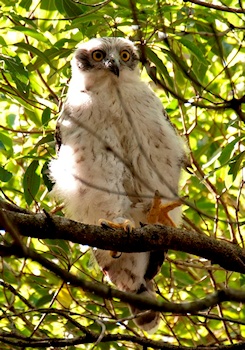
left=98, top=218, right=134, bottom=258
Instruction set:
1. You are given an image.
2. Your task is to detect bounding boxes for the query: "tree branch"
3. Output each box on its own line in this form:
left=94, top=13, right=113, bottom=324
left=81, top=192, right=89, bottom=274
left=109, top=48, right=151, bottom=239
left=0, top=330, right=245, bottom=349
left=0, top=306, right=245, bottom=349
left=1, top=202, right=245, bottom=274
left=184, top=0, right=245, bottom=13
left=1, top=238, right=245, bottom=318
left=1, top=200, right=245, bottom=331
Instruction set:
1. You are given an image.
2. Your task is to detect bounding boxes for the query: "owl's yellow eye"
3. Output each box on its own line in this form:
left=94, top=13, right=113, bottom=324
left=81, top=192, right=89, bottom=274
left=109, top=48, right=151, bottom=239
left=92, top=50, right=105, bottom=62
left=120, top=50, right=130, bottom=62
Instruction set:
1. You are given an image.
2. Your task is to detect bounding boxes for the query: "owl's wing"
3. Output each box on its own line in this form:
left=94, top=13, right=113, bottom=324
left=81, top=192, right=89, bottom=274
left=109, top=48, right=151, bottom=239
left=162, top=108, right=191, bottom=172
left=162, top=108, right=172, bottom=124
left=54, top=106, right=70, bottom=152
left=54, top=122, right=62, bottom=152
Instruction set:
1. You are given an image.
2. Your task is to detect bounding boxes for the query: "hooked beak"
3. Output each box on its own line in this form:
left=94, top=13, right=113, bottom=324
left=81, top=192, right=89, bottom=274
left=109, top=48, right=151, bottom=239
left=105, top=57, right=120, bottom=77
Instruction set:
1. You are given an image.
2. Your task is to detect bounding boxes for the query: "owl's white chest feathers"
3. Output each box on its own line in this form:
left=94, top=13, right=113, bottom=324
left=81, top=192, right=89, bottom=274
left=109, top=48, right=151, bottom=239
left=51, top=69, right=183, bottom=226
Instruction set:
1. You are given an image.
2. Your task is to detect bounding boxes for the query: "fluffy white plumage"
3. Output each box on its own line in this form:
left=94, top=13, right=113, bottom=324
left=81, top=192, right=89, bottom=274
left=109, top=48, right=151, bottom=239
left=50, top=37, right=185, bottom=332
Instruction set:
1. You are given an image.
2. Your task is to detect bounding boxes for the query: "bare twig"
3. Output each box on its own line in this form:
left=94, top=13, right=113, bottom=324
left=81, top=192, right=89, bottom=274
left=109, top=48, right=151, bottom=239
left=184, top=0, right=245, bottom=13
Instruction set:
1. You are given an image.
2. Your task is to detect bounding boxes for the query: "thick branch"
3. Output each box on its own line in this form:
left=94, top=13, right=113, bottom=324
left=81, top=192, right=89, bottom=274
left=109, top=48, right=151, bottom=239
left=1, top=204, right=245, bottom=274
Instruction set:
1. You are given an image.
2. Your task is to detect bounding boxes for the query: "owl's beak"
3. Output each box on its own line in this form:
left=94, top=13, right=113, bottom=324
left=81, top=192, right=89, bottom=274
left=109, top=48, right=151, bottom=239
left=105, top=57, right=120, bottom=77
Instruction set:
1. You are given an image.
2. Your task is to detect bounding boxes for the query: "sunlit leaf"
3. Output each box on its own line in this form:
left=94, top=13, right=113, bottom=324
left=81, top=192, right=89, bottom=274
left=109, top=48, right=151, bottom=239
left=15, top=42, right=56, bottom=70
left=179, top=37, right=209, bottom=66
left=0, top=133, right=13, bottom=155
left=6, top=113, right=16, bottom=128
left=10, top=26, right=50, bottom=43
left=228, top=151, right=245, bottom=180
left=35, top=293, right=54, bottom=307
left=0, top=166, right=12, bottom=182
left=56, top=284, right=73, bottom=308
left=19, top=0, right=32, bottom=9
left=219, top=136, right=244, bottom=165
left=41, top=107, right=51, bottom=126
left=0, top=54, right=30, bottom=96
left=55, top=0, right=84, bottom=17
left=145, top=46, right=174, bottom=89
left=23, top=160, right=40, bottom=205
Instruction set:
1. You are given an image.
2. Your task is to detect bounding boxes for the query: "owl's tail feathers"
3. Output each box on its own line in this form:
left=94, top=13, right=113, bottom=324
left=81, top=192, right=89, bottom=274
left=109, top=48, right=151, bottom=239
left=129, top=281, right=160, bottom=333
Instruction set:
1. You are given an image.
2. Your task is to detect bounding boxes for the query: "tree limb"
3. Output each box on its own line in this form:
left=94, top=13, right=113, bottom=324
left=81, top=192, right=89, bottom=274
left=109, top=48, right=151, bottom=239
left=0, top=332, right=245, bottom=349
left=1, top=202, right=245, bottom=274
left=1, top=200, right=245, bottom=328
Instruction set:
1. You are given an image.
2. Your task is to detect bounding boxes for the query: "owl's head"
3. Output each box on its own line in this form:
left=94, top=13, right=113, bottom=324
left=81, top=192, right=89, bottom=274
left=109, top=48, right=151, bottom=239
left=72, top=37, right=139, bottom=78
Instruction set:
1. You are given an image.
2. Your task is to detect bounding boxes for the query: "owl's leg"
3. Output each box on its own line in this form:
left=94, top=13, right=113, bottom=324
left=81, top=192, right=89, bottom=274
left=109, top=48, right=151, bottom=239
left=98, top=218, right=134, bottom=258
left=157, top=201, right=181, bottom=226
left=147, top=191, right=181, bottom=226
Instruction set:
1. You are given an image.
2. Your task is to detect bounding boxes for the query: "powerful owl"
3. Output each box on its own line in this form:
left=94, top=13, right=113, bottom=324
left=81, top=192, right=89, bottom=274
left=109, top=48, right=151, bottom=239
left=50, top=37, right=185, bottom=332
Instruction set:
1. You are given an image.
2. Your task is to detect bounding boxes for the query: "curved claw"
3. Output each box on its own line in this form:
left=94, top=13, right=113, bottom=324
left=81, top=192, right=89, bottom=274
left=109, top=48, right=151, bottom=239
left=98, top=218, right=135, bottom=259
left=98, top=219, right=116, bottom=230
left=110, top=251, right=122, bottom=258
left=98, top=218, right=134, bottom=232
left=123, top=219, right=134, bottom=233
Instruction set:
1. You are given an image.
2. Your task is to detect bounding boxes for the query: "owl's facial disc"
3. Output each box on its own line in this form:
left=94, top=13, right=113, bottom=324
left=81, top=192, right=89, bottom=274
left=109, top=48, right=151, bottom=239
left=74, top=38, right=139, bottom=80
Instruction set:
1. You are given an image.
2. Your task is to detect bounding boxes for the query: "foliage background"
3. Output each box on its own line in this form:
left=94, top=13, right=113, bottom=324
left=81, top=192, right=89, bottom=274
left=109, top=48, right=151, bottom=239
left=0, top=0, right=245, bottom=348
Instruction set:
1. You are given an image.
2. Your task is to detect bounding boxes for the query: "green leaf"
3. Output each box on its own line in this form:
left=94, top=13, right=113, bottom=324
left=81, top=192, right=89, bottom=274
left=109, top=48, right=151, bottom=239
left=179, top=37, right=209, bottom=66
left=161, top=48, right=202, bottom=89
left=0, top=35, right=7, bottom=46
left=46, top=239, right=70, bottom=256
left=35, top=293, right=54, bottom=307
left=0, top=166, right=12, bottom=182
left=174, top=270, right=195, bottom=288
left=0, top=133, right=13, bottom=154
left=23, top=160, right=40, bottom=205
left=42, top=107, right=51, bottom=126
left=240, top=274, right=245, bottom=287
left=55, top=0, right=84, bottom=17
left=27, top=47, right=73, bottom=71
left=0, top=140, right=4, bottom=150
left=6, top=113, right=16, bottom=128
left=145, top=47, right=174, bottom=89
left=14, top=42, right=56, bottom=70
left=40, top=0, right=57, bottom=11
left=0, top=54, right=30, bottom=96
left=228, top=151, right=245, bottom=180
left=34, top=133, right=54, bottom=149
left=19, top=0, right=32, bottom=9
left=2, top=265, right=17, bottom=284
left=63, top=0, right=84, bottom=17
left=218, top=136, right=244, bottom=165
left=42, top=161, right=53, bottom=192
left=10, top=26, right=50, bottom=43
